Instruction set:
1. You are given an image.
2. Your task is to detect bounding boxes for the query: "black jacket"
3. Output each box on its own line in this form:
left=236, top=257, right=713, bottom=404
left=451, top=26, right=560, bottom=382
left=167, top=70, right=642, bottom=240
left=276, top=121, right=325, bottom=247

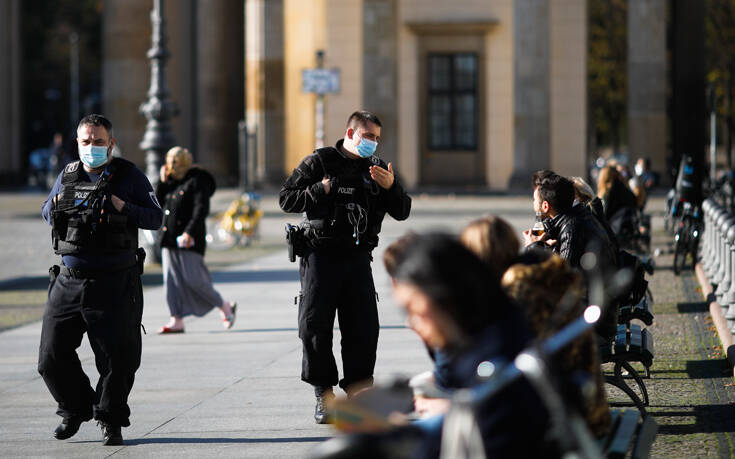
left=544, top=204, right=617, bottom=272
left=602, top=179, right=638, bottom=221
left=543, top=205, right=619, bottom=338
left=420, top=307, right=553, bottom=458
left=279, top=140, right=411, bottom=251
left=156, top=167, right=216, bottom=255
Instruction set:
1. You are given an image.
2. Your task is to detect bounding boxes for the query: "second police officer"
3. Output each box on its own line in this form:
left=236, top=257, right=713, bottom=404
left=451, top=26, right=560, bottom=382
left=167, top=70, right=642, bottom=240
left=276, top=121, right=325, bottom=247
left=279, top=110, right=412, bottom=423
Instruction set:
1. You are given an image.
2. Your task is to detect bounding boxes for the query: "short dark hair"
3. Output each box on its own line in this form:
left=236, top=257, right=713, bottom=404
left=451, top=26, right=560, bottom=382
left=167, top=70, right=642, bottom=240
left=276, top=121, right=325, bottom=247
left=392, top=232, right=511, bottom=337
left=346, top=110, right=382, bottom=130
left=537, top=173, right=574, bottom=213
left=532, top=169, right=554, bottom=189
left=77, top=114, right=113, bottom=136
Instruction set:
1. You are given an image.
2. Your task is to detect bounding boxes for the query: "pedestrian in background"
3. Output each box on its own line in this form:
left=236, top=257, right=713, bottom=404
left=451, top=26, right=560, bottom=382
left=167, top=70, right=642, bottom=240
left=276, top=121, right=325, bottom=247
left=155, top=146, right=236, bottom=334
left=39, top=114, right=163, bottom=445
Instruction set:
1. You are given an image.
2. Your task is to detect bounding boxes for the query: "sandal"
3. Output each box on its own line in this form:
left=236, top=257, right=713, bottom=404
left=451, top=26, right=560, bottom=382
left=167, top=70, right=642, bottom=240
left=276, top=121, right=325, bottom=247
left=224, top=302, right=237, bottom=330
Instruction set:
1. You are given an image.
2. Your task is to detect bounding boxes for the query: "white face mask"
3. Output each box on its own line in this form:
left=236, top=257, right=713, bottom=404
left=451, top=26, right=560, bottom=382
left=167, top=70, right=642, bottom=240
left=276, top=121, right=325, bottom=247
left=634, top=164, right=643, bottom=176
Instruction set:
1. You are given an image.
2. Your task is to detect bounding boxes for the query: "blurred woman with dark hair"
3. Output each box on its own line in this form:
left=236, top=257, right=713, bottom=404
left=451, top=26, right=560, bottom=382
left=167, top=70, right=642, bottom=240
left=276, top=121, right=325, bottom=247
left=389, top=233, right=550, bottom=458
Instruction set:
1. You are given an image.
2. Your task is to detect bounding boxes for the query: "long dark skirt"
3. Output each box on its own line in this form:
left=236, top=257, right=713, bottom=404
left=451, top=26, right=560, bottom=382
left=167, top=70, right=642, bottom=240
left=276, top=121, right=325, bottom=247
left=162, top=247, right=223, bottom=318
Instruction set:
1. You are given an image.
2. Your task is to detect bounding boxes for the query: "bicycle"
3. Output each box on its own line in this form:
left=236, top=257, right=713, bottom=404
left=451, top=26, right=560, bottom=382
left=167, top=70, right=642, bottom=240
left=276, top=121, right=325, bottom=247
left=672, top=201, right=701, bottom=275
left=205, top=192, right=263, bottom=250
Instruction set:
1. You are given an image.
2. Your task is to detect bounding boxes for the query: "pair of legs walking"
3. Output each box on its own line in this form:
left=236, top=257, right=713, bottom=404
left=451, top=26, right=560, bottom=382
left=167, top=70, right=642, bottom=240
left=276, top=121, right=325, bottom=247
left=38, top=266, right=143, bottom=444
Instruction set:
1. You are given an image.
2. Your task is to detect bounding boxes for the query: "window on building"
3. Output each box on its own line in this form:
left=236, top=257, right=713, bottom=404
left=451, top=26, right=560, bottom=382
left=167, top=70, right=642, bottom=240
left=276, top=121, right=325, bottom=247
left=427, top=53, right=478, bottom=150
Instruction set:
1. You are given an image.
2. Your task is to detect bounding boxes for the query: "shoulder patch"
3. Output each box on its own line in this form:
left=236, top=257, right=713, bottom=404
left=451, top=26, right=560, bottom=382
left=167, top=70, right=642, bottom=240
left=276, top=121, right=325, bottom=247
left=149, top=191, right=161, bottom=208
left=65, top=161, right=80, bottom=173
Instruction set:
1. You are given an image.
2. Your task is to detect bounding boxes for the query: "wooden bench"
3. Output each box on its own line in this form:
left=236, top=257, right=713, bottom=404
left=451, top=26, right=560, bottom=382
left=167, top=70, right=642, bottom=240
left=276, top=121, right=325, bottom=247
left=602, top=409, right=659, bottom=458
left=600, top=324, right=655, bottom=414
left=618, top=296, right=654, bottom=326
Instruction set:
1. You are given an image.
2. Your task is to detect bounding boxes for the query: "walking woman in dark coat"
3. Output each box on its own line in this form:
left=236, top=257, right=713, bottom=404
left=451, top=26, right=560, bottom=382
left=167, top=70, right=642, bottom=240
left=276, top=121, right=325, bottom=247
left=155, top=147, right=236, bottom=333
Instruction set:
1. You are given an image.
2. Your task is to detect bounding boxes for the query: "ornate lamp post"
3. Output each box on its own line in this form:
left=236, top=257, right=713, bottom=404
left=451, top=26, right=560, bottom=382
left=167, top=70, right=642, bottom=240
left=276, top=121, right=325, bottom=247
left=139, top=0, right=178, bottom=186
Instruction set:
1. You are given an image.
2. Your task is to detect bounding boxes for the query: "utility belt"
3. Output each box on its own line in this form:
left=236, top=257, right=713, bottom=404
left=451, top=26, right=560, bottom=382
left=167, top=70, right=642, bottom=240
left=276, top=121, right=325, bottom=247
left=51, top=247, right=147, bottom=279
left=285, top=221, right=371, bottom=262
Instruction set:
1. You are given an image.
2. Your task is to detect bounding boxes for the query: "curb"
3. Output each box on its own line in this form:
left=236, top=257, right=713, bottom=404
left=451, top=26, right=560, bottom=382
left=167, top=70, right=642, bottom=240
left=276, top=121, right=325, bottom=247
left=694, top=263, right=735, bottom=377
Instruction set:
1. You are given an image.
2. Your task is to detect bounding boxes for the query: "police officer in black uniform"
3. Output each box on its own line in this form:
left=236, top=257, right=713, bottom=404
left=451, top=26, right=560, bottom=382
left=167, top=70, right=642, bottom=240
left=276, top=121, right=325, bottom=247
left=280, top=110, right=411, bottom=423
left=39, top=114, right=163, bottom=445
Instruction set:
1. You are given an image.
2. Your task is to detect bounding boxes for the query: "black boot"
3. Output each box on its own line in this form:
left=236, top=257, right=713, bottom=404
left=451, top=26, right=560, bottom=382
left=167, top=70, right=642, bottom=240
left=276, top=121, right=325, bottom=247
left=99, top=422, right=123, bottom=446
left=314, top=386, right=334, bottom=424
left=53, top=416, right=87, bottom=440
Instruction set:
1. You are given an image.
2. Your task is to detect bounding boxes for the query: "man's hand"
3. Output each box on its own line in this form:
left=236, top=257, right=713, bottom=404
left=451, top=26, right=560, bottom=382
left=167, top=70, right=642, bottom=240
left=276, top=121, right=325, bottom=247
left=111, top=194, right=125, bottom=212
left=370, top=162, right=395, bottom=189
left=321, top=177, right=331, bottom=194
left=522, top=229, right=546, bottom=247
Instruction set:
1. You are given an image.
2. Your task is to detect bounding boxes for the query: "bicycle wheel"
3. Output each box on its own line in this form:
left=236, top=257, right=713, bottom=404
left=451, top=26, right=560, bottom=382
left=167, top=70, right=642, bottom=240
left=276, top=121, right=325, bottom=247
left=672, top=220, right=690, bottom=275
left=206, top=215, right=238, bottom=250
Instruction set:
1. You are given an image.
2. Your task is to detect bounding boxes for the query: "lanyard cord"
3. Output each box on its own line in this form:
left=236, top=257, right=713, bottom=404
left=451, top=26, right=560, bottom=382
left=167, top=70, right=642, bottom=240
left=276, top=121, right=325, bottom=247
left=346, top=203, right=368, bottom=245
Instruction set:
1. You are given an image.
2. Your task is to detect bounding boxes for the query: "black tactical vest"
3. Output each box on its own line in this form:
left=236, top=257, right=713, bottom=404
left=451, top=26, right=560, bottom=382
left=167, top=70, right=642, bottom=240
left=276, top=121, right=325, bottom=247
left=304, top=148, right=381, bottom=248
left=51, top=159, right=138, bottom=255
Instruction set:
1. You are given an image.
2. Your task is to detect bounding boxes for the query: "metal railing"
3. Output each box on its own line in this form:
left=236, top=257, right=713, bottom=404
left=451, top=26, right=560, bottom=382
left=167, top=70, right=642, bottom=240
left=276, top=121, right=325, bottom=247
left=700, top=198, right=735, bottom=340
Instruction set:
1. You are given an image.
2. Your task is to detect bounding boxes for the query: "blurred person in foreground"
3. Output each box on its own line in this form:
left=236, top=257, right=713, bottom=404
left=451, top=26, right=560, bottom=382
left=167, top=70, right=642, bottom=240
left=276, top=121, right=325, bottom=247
left=393, top=233, right=549, bottom=457
left=155, top=146, right=237, bottom=334
left=39, top=114, right=162, bottom=445
left=502, top=252, right=611, bottom=438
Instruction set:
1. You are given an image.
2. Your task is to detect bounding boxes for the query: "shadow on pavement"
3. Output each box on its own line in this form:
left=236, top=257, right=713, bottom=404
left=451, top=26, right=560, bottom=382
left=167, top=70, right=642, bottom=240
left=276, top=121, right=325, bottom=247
left=0, top=269, right=300, bottom=291
left=676, top=301, right=709, bottom=313
left=685, top=359, right=730, bottom=379
left=92, top=436, right=330, bottom=445
left=650, top=404, right=735, bottom=435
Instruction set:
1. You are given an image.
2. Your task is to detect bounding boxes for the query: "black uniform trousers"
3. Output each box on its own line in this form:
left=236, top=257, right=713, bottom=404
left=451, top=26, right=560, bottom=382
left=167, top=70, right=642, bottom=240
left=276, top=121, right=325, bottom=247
left=298, top=248, right=379, bottom=390
left=38, top=264, right=143, bottom=427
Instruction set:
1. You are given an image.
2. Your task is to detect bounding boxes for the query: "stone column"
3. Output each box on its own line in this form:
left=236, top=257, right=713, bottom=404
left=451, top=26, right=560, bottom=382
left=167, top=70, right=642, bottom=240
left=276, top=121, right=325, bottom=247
left=628, top=0, right=666, bottom=179
left=102, top=0, right=151, bottom=165
left=246, top=0, right=285, bottom=185
left=0, top=0, right=22, bottom=179
left=363, top=0, right=397, bottom=167
left=550, top=0, right=586, bottom=178
left=167, top=0, right=196, bottom=153
left=672, top=0, right=706, bottom=176
left=509, top=0, right=550, bottom=189
left=196, top=0, right=244, bottom=185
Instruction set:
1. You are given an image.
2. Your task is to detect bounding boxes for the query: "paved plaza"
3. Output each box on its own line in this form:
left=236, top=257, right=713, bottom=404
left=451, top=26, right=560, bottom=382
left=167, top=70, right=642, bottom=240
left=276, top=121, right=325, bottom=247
left=0, top=190, right=733, bottom=457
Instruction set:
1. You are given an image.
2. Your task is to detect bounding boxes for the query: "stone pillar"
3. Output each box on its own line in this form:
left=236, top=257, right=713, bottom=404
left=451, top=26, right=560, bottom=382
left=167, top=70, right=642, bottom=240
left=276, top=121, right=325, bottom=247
left=363, top=0, right=397, bottom=167
left=102, top=0, right=151, bottom=165
left=246, top=0, right=285, bottom=185
left=0, top=0, right=22, bottom=179
left=628, top=0, right=666, bottom=180
left=672, top=0, right=706, bottom=177
left=509, top=0, right=550, bottom=189
left=167, top=0, right=196, bottom=154
left=196, top=0, right=244, bottom=185
left=550, top=0, right=586, bottom=178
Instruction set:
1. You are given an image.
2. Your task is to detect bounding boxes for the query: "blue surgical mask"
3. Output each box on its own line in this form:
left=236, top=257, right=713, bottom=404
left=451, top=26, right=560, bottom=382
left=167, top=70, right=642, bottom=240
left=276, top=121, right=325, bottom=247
left=79, top=145, right=109, bottom=169
left=355, top=135, right=377, bottom=158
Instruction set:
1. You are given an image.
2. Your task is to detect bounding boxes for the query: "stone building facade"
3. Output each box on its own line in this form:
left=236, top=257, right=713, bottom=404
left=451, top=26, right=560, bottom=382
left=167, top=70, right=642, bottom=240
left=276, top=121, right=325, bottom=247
left=0, top=0, right=667, bottom=191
